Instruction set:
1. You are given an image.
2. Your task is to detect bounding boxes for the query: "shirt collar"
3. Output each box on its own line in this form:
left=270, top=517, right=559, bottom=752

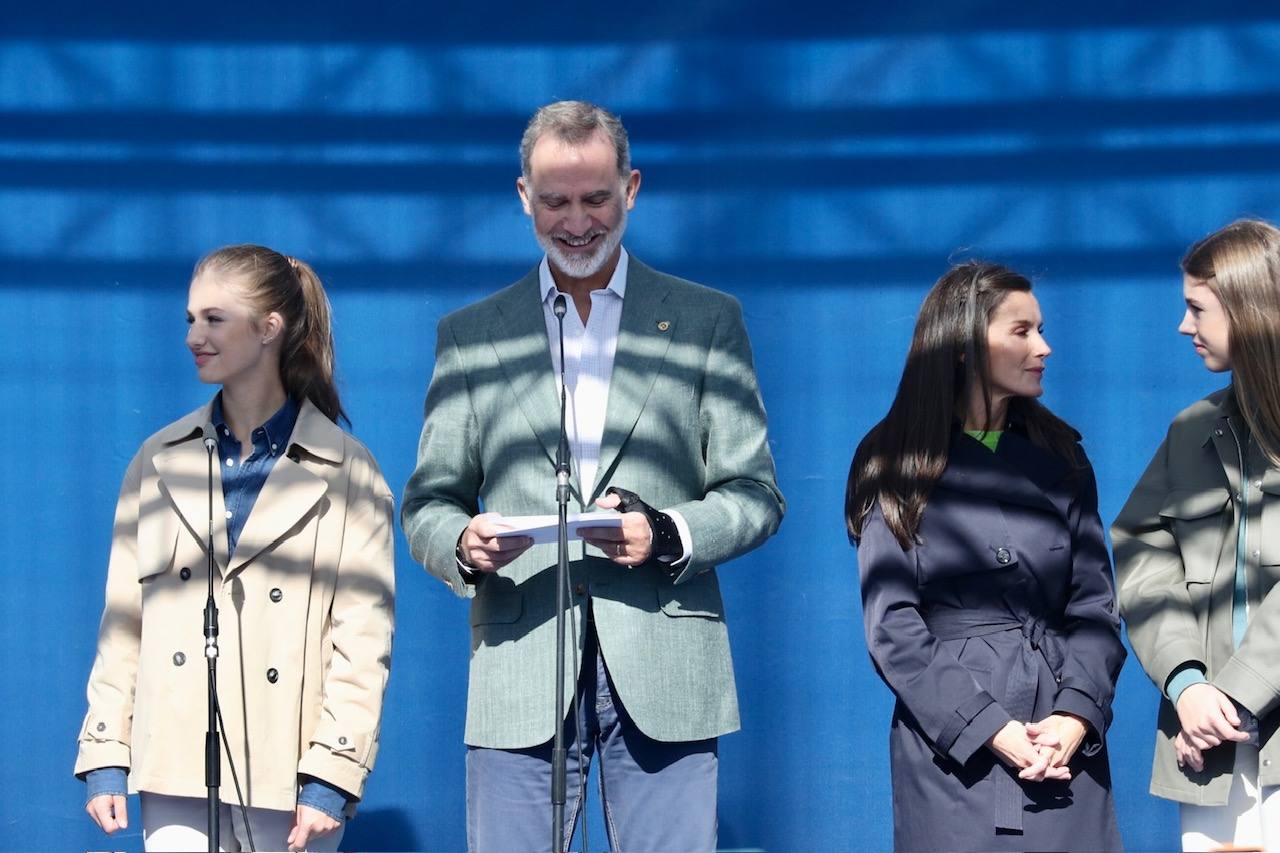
left=211, top=393, right=299, bottom=457
left=539, top=246, right=629, bottom=307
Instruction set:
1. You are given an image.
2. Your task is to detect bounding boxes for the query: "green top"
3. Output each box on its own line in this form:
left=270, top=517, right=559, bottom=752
left=964, top=429, right=1002, bottom=452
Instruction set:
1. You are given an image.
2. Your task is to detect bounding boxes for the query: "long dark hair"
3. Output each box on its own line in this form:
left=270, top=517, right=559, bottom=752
left=1182, top=218, right=1280, bottom=466
left=845, top=261, right=1081, bottom=549
left=194, top=244, right=348, bottom=425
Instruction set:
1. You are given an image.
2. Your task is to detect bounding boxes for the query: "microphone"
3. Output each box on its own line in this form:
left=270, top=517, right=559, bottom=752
left=201, top=422, right=218, bottom=452
left=552, top=295, right=571, bottom=480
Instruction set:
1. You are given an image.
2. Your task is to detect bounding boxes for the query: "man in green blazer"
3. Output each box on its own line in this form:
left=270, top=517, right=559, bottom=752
left=402, top=101, right=784, bottom=852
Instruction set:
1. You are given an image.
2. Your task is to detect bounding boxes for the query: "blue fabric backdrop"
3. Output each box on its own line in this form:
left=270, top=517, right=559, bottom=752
left=6, top=2, right=1280, bottom=850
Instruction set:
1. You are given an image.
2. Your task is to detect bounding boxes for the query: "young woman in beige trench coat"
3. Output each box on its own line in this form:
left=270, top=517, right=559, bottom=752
left=1114, top=219, right=1280, bottom=851
left=73, top=245, right=395, bottom=852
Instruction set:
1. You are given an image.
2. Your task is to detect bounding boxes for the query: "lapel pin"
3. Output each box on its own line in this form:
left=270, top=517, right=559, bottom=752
left=657, top=320, right=670, bottom=332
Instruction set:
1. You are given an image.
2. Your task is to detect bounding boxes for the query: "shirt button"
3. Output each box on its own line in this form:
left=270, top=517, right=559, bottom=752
left=995, top=548, right=1011, bottom=564
left=1254, top=550, right=1261, bottom=559
left=225, top=458, right=234, bottom=467
left=179, top=567, right=191, bottom=581
left=266, top=668, right=279, bottom=684
left=338, top=736, right=348, bottom=746
left=173, top=652, right=186, bottom=666
left=574, top=583, right=586, bottom=596
left=96, top=722, right=106, bottom=732
left=1215, top=428, right=1224, bottom=436
left=225, top=510, right=233, bottom=519
left=269, top=588, right=283, bottom=603
left=1255, top=480, right=1263, bottom=488
left=271, top=443, right=278, bottom=452
left=1266, top=759, right=1273, bottom=767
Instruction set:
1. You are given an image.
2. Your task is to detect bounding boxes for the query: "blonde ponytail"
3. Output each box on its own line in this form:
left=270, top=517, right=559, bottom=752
left=194, top=245, right=348, bottom=425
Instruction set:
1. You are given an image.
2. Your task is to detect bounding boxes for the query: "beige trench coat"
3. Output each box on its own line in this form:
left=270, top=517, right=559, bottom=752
left=1113, top=387, right=1280, bottom=805
left=74, top=399, right=395, bottom=812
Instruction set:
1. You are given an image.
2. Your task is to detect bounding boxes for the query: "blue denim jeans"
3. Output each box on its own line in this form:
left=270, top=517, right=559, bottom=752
left=465, top=623, right=718, bottom=853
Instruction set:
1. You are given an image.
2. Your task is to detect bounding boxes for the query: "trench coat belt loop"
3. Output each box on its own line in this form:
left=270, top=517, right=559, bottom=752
left=924, top=608, right=1067, bottom=833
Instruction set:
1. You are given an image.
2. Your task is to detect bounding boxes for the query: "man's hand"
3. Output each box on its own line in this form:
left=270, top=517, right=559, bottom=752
left=987, top=721, right=1071, bottom=782
left=287, top=803, right=341, bottom=851
left=85, top=793, right=128, bottom=834
left=580, top=493, right=652, bottom=567
left=1026, top=713, right=1087, bottom=771
left=459, top=512, right=533, bottom=573
left=1176, top=683, right=1250, bottom=750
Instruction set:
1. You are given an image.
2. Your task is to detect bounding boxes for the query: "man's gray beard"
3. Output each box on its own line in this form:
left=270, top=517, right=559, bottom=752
left=538, top=208, right=627, bottom=280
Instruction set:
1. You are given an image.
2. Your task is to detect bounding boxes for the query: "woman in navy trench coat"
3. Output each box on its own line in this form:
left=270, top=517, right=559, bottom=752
left=847, top=262, right=1126, bottom=852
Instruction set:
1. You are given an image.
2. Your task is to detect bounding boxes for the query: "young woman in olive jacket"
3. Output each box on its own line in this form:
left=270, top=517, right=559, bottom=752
left=1114, top=219, right=1280, bottom=850
left=74, top=245, right=395, bottom=852
left=848, top=262, right=1125, bottom=852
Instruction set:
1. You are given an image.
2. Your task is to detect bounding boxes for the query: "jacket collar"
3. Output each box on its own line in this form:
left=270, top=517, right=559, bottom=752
left=153, top=396, right=340, bottom=575
left=157, top=395, right=344, bottom=464
left=940, top=425, right=1070, bottom=519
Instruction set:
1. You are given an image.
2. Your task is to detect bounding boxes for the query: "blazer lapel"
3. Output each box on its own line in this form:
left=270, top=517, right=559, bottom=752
left=490, top=270, right=561, bottom=472
left=226, top=401, right=336, bottom=575
left=153, top=402, right=229, bottom=572
left=592, top=259, right=675, bottom=501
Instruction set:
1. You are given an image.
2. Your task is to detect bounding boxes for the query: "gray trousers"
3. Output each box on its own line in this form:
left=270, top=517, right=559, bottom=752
left=465, top=622, right=719, bottom=853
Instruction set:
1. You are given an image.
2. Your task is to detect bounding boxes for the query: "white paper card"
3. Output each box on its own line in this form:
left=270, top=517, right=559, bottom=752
left=492, top=511, right=622, bottom=545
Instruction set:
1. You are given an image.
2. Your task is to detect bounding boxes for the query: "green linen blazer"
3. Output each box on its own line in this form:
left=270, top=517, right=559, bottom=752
left=402, top=256, right=784, bottom=748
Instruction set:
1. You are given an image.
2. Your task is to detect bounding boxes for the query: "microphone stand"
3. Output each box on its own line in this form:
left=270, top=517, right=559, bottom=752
left=201, top=425, right=222, bottom=853
left=551, top=295, right=571, bottom=853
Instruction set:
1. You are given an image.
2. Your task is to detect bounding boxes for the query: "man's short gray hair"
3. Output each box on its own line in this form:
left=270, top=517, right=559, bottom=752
left=520, top=100, right=631, bottom=180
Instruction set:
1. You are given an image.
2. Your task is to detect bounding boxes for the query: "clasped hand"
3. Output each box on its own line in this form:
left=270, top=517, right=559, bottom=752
left=1173, top=683, right=1250, bottom=773
left=987, top=713, right=1087, bottom=781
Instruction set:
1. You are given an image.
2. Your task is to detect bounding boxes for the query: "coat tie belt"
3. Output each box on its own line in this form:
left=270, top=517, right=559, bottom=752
left=925, top=606, right=1066, bottom=834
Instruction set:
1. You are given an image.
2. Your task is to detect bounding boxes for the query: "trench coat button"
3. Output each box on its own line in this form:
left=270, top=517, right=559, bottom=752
left=179, top=567, right=191, bottom=581
left=574, top=583, right=586, bottom=596
left=269, top=588, right=283, bottom=603
left=266, top=668, right=279, bottom=684
left=995, top=547, right=1011, bottom=565
left=173, top=652, right=186, bottom=666
left=96, top=722, right=106, bottom=732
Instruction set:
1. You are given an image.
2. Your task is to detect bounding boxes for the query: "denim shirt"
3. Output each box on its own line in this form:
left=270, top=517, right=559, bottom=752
left=85, top=396, right=348, bottom=820
left=213, top=394, right=299, bottom=557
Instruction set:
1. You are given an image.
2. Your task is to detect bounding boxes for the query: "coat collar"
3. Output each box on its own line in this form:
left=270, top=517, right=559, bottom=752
left=940, top=426, right=1070, bottom=519
left=153, top=396, right=341, bottom=575
left=487, top=254, right=677, bottom=504
left=156, top=395, right=344, bottom=464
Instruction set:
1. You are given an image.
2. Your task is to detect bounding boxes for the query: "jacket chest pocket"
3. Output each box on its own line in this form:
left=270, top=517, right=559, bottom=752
left=1159, top=487, right=1230, bottom=600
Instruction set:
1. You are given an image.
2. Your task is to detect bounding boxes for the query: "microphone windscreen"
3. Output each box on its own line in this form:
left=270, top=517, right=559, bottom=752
left=201, top=422, right=218, bottom=447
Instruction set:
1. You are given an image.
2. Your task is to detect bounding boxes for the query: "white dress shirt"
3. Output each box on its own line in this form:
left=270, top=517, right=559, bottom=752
left=539, top=248, right=692, bottom=563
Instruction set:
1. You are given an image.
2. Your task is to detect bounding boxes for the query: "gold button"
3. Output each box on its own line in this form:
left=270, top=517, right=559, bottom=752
left=657, top=320, right=670, bottom=332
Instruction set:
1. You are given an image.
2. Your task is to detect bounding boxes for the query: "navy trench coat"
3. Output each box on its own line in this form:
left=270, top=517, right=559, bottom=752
left=857, top=429, right=1126, bottom=852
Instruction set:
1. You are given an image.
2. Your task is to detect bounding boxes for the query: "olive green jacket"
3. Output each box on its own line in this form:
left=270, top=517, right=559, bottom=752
left=1114, top=387, right=1280, bottom=805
